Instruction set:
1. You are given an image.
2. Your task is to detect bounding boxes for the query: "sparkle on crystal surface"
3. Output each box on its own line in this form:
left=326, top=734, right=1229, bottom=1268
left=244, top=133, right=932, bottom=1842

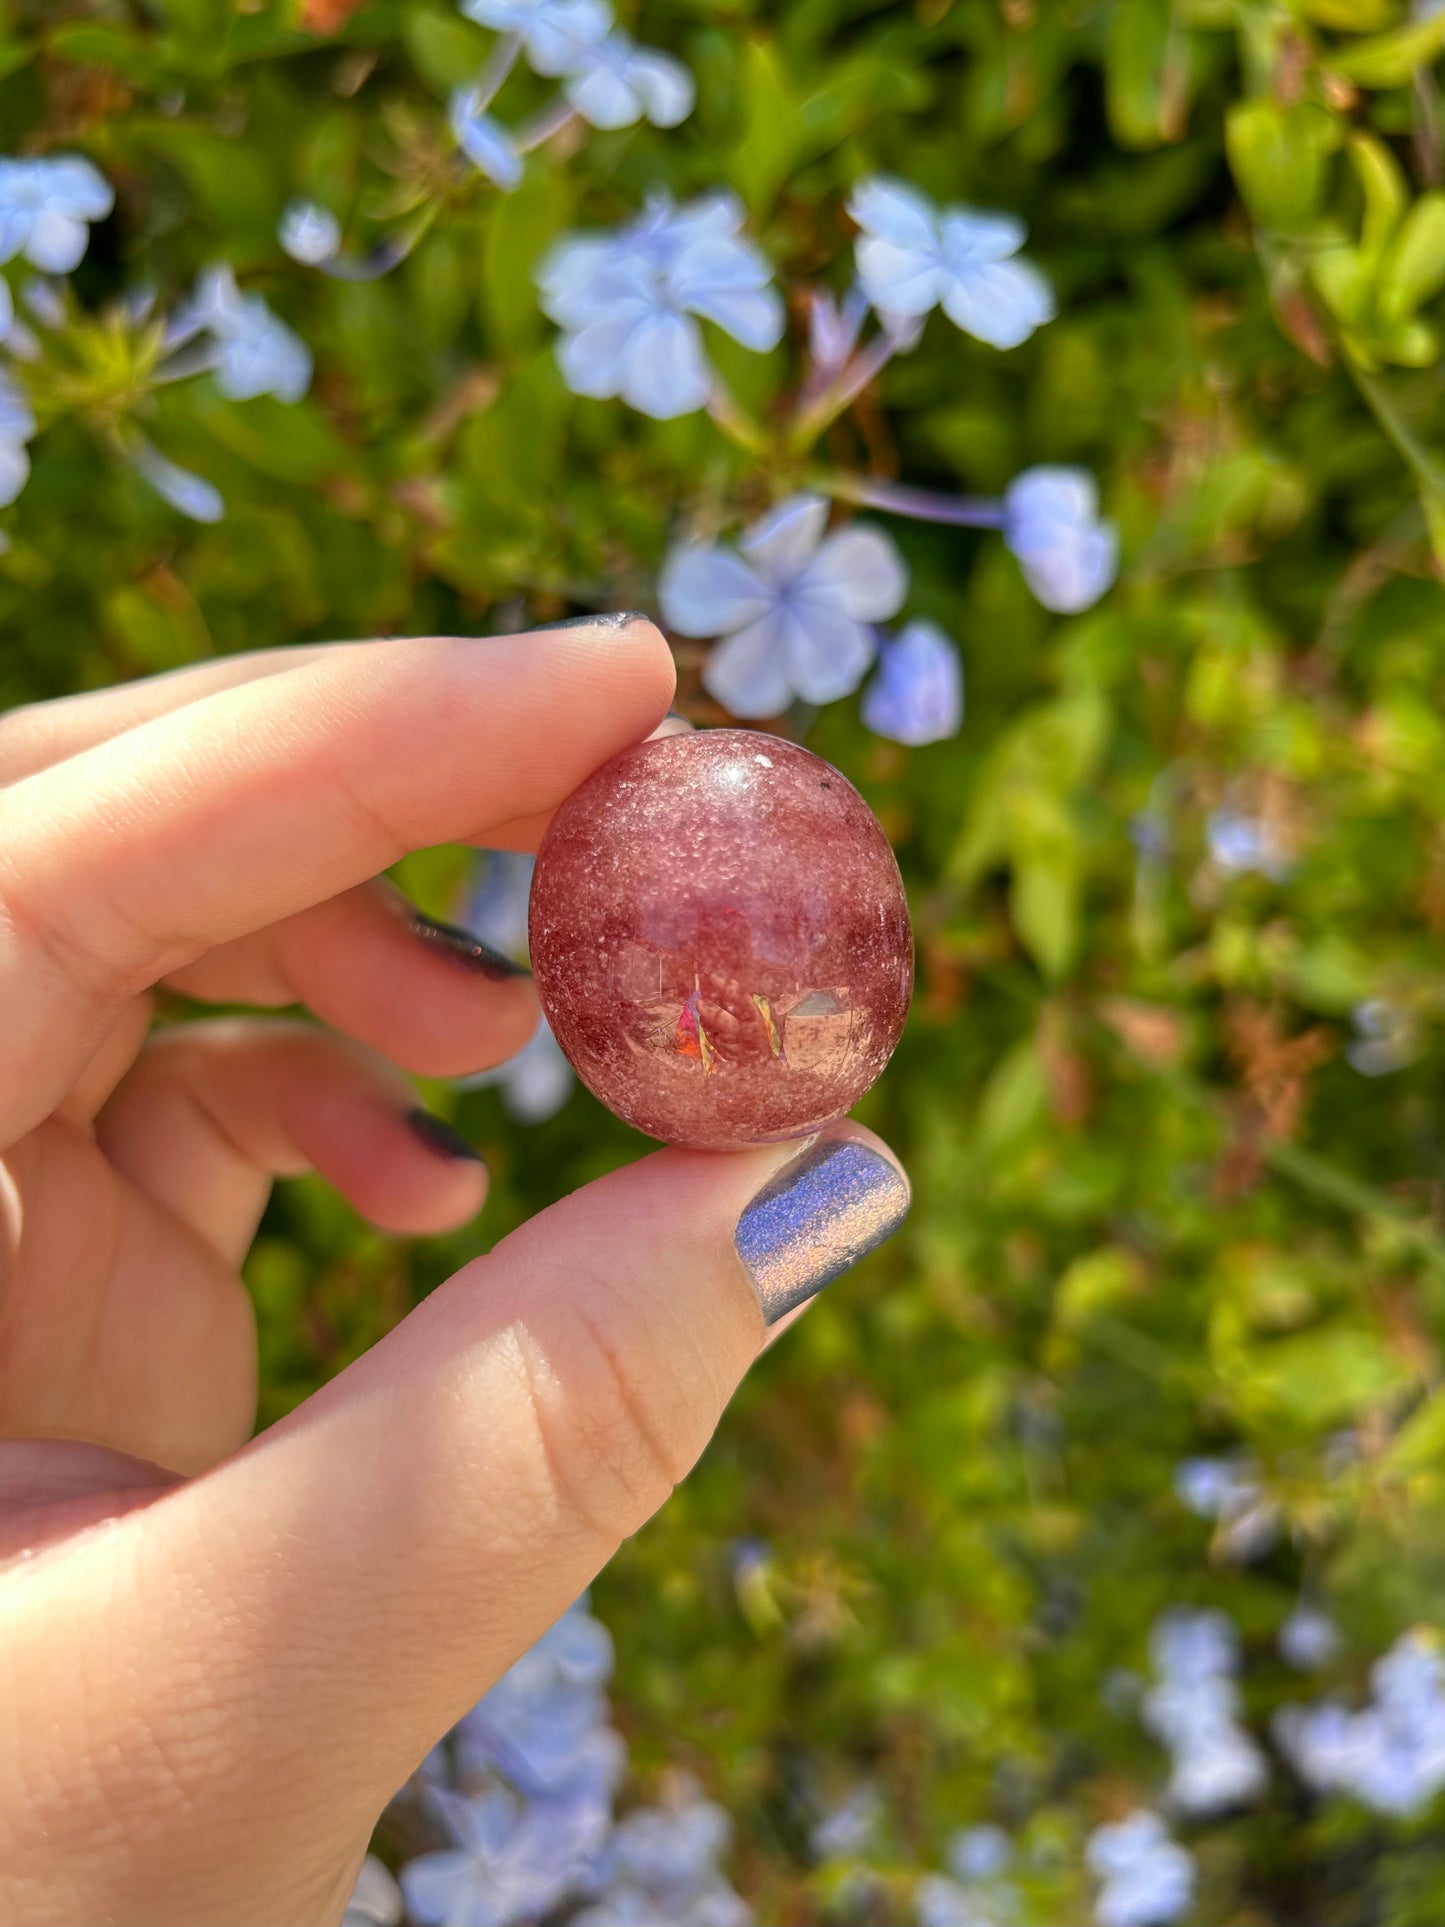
left=529, top=728, right=914, bottom=1147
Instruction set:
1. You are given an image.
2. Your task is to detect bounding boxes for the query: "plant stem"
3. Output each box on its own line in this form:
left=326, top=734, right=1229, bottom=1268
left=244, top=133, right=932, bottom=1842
left=1350, top=360, right=1445, bottom=501
left=815, top=470, right=1007, bottom=528
left=705, top=377, right=770, bottom=455
left=474, top=32, right=522, bottom=112
left=515, top=98, right=582, bottom=156
left=790, top=329, right=905, bottom=450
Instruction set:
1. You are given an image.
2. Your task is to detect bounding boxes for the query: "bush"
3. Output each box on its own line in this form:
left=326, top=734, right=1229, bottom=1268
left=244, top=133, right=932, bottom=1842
left=7, top=2, right=1445, bottom=1921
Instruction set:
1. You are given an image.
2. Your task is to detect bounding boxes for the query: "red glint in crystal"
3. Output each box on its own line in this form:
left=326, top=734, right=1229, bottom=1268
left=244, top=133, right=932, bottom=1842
left=529, top=728, right=913, bottom=1148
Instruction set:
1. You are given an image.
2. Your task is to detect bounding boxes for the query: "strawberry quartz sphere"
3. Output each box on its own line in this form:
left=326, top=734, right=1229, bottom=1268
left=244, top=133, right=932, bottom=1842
left=529, top=728, right=913, bottom=1148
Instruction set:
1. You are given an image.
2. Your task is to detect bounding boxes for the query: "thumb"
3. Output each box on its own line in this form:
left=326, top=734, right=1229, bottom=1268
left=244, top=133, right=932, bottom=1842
left=2, top=1126, right=908, bottom=1924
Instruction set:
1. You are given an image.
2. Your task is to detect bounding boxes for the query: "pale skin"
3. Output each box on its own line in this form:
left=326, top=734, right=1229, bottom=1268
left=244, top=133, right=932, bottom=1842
left=0, top=618, right=905, bottom=1926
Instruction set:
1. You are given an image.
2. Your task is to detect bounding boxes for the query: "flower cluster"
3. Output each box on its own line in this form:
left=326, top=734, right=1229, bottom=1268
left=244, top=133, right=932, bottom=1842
left=350, top=1597, right=752, bottom=1927
left=440, top=0, right=694, bottom=202
left=1085, top=1812, right=1194, bottom=1927
left=0, top=156, right=310, bottom=525
left=1143, top=1609, right=1269, bottom=1817
left=1275, top=1630, right=1445, bottom=1816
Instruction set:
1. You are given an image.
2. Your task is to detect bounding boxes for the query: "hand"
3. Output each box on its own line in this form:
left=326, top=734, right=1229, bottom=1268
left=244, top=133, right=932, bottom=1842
left=0, top=621, right=908, bottom=1926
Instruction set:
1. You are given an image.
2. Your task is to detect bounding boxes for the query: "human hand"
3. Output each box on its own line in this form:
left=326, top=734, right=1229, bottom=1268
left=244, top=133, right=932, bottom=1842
left=0, top=620, right=908, bottom=1925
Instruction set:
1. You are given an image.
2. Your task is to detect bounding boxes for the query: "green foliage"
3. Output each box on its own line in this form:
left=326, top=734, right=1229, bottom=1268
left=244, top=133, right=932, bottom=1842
left=8, top=0, right=1445, bottom=1920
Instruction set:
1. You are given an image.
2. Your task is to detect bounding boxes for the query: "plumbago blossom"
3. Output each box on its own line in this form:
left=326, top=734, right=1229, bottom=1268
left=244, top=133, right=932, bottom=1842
left=531, top=171, right=1114, bottom=733
left=0, top=154, right=113, bottom=273
left=1085, top=1812, right=1194, bottom=1927
left=1143, top=1608, right=1269, bottom=1817
left=659, top=493, right=908, bottom=717
left=913, top=1825, right=1019, bottom=1927
left=1275, top=1629, right=1445, bottom=1816
left=1003, top=467, right=1119, bottom=614
left=0, top=154, right=310, bottom=525
left=849, top=177, right=1055, bottom=350
left=443, top=0, right=693, bottom=204
left=373, top=1597, right=751, bottom=1927
left=539, top=193, right=784, bottom=419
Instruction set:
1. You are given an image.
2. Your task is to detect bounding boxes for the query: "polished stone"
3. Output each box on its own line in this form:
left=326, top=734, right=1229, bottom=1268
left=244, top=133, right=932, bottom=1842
left=529, top=728, right=913, bottom=1147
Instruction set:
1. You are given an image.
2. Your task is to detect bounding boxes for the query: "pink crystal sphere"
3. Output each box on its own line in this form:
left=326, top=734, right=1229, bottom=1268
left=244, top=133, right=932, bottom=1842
left=529, top=728, right=913, bottom=1148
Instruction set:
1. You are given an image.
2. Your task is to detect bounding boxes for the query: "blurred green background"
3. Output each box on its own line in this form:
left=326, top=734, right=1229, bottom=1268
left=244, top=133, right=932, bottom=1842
left=8, top=1, right=1445, bottom=1921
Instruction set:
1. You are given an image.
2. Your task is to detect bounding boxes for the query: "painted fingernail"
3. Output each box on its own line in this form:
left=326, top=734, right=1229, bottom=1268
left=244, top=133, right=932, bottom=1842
left=410, top=912, right=530, bottom=981
left=531, top=610, right=650, bottom=633
left=405, top=1108, right=486, bottom=1165
left=735, top=1138, right=910, bottom=1327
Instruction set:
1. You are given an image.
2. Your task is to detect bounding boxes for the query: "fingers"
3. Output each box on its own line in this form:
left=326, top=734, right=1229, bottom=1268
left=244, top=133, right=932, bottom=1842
left=0, top=641, right=371, bottom=786
left=0, top=618, right=674, bottom=1147
left=0, top=1127, right=908, bottom=1922
left=165, top=880, right=538, bottom=1080
left=96, top=1019, right=489, bottom=1262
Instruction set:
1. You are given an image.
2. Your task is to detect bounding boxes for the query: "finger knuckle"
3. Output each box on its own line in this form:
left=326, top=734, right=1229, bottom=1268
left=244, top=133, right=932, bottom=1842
left=516, top=1276, right=700, bottom=1549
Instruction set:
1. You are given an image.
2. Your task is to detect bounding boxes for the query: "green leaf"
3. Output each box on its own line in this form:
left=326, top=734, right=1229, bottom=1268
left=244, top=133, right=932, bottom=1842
left=1011, top=821, right=1082, bottom=980
left=1349, top=131, right=1406, bottom=264
left=977, top=1038, right=1048, bottom=1155
left=1225, top=97, right=1340, bottom=235
left=1382, top=192, right=1445, bottom=321
left=403, top=7, right=490, bottom=100
left=729, top=38, right=802, bottom=215
left=1105, top=0, right=1180, bottom=150
left=1331, top=13, right=1445, bottom=89
left=482, top=167, right=569, bottom=356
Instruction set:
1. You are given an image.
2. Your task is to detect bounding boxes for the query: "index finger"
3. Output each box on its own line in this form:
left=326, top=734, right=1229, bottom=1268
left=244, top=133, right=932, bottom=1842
left=0, top=617, right=674, bottom=1147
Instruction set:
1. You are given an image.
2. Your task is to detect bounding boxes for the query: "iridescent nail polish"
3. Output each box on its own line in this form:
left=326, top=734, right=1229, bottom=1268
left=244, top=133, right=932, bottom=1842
left=735, top=1138, right=909, bottom=1326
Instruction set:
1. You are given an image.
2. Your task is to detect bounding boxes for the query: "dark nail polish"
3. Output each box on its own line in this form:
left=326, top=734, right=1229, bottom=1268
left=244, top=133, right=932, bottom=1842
left=405, top=1108, right=486, bottom=1165
left=410, top=912, right=530, bottom=981
left=735, top=1139, right=910, bottom=1327
left=531, top=611, right=650, bottom=633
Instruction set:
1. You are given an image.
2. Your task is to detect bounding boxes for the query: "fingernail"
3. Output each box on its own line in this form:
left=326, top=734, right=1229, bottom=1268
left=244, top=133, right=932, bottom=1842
left=405, top=1108, right=486, bottom=1165
left=735, top=1138, right=910, bottom=1328
left=410, top=912, right=530, bottom=981
left=531, top=611, right=650, bottom=633
left=650, top=712, right=694, bottom=739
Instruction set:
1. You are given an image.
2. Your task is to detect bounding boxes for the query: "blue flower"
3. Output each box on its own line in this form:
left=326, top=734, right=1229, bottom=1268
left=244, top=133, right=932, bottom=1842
left=861, top=619, right=963, bottom=746
left=461, top=0, right=612, bottom=77
left=174, top=267, right=312, bottom=402
left=404, top=1782, right=611, bottom=1927
left=1279, top=1605, right=1342, bottom=1672
left=1205, top=805, right=1289, bottom=880
left=1086, top=1812, right=1194, bottom=1927
left=848, top=176, right=1053, bottom=350
left=1144, top=1608, right=1269, bottom=1816
left=1003, top=466, right=1118, bottom=613
left=810, top=1783, right=882, bottom=1862
left=1173, top=1453, right=1280, bottom=1559
left=0, top=155, right=113, bottom=273
left=128, top=439, right=225, bottom=523
left=279, top=198, right=342, bottom=265
left=807, top=283, right=869, bottom=377
left=537, top=193, right=783, bottom=419
left=563, top=33, right=695, bottom=129
left=0, top=368, right=36, bottom=508
left=450, top=89, right=524, bottom=189
left=342, top=1855, right=403, bottom=1927
left=947, top=1826, right=1014, bottom=1884
left=1275, top=1630, right=1445, bottom=1816
left=660, top=494, right=907, bottom=717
